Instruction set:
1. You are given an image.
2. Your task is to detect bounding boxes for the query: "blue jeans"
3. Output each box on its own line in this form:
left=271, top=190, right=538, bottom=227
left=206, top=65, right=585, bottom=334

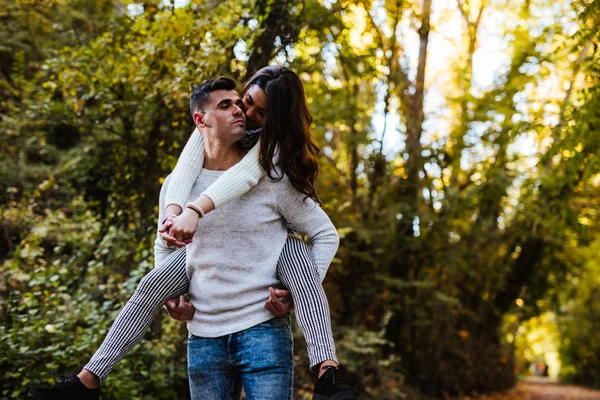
left=187, top=316, right=294, bottom=400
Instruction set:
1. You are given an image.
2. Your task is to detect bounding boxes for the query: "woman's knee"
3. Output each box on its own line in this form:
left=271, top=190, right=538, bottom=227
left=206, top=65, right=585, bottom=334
left=131, top=271, right=165, bottom=303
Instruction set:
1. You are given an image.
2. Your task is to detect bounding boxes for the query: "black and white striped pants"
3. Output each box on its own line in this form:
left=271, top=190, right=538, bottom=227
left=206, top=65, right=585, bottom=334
left=84, top=236, right=337, bottom=380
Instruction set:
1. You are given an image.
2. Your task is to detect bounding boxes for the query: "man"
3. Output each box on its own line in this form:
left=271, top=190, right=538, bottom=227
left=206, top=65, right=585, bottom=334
left=156, top=77, right=340, bottom=399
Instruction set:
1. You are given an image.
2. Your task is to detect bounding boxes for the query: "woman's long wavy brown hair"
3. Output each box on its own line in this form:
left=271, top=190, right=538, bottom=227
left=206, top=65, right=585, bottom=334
left=241, top=66, right=321, bottom=204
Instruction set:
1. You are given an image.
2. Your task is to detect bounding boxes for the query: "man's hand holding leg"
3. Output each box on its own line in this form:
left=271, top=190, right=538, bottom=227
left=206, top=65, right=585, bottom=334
left=264, top=287, right=293, bottom=316
left=165, top=295, right=195, bottom=321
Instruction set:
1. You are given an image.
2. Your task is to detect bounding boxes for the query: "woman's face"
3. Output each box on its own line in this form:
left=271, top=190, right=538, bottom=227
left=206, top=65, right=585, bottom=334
left=242, top=85, right=267, bottom=130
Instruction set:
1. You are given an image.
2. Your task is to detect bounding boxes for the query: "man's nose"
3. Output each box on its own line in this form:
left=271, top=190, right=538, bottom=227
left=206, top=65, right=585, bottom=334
left=233, top=104, right=244, bottom=116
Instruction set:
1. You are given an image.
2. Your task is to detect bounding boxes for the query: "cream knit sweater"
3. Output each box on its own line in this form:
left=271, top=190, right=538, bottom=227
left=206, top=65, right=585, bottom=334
left=156, top=169, right=339, bottom=337
left=165, top=127, right=265, bottom=210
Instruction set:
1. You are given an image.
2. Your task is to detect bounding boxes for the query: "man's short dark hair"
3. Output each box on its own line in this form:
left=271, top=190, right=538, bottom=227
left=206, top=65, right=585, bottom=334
left=190, top=76, right=237, bottom=116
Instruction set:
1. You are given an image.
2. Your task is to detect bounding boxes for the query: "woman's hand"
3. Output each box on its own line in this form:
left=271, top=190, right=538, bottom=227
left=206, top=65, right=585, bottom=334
left=165, top=295, right=195, bottom=321
left=159, top=214, right=188, bottom=248
left=264, top=287, right=294, bottom=316
left=159, top=204, right=185, bottom=247
left=158, top=214, right=177, bottom=234
left=165, top=208, right=201, bottom=247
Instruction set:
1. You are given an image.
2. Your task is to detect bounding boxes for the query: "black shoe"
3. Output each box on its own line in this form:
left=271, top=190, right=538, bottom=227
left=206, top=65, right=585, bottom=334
left=313, top=367, right=358, bottom=400
left=28, top=373, right=100, bottom=400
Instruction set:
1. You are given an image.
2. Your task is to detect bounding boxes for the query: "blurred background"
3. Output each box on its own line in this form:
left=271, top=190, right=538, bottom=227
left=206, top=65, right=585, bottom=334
left=1, top=0, right=599, bottom=399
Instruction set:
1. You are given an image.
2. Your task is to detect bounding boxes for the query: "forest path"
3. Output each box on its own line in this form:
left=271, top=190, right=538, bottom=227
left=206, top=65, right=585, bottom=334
left=462, top=377, right=600, bottom=400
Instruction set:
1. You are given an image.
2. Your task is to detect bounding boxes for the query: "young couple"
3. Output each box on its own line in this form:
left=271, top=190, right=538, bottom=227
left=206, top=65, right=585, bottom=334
left=28, top=66, right=358, bottom=400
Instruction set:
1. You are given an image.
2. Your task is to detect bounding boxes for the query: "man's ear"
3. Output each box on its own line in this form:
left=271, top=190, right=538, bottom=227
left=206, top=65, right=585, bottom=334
left=193, top=111, right=206, bottom=128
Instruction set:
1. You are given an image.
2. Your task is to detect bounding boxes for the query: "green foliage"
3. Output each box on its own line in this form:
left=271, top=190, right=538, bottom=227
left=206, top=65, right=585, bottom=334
left=558, top=237, right=600, bottom=388
left=1, top=0, right=599, bottom=398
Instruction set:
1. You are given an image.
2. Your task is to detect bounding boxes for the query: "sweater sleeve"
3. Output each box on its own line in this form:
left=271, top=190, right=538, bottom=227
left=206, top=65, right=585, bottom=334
left=273, top=175, right=340, bottom=282
left=201, top=141, right=266, bottom=209
left=164, top=128, right=205, bottom=209
left=155, top=175, right=176, bottom=267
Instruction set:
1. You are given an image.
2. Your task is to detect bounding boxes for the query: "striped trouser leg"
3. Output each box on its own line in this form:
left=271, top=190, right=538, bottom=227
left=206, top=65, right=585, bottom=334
left=277, top=235, right=337, bottom=371
left=84, top=247, right=189, bottom=381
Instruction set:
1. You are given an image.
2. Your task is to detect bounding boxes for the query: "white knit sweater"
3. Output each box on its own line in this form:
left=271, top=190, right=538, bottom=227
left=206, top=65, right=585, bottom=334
left=164, top=128, right=265, bottom=210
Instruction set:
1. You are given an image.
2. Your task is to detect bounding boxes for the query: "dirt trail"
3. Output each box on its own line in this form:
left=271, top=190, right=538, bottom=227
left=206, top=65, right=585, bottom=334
left=462, top=377, right=600, bottom=400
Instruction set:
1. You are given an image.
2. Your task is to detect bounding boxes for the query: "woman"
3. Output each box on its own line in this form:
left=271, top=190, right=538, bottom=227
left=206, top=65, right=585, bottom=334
left=28, top=67, right=357, bottom=400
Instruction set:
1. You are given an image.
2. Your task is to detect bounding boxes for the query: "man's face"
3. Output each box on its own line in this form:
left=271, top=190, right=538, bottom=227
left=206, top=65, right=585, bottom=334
left=194, top=89, right=246, bottom=140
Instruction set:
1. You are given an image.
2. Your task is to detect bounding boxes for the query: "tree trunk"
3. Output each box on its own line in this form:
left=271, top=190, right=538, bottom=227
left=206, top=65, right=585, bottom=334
left=386, top=0, right=432, bottom=382
left=449, top=0, right=486, bottom=188
left=244, top=0, right=301, bottom=80
left=403, top=0, right=431, bottom=213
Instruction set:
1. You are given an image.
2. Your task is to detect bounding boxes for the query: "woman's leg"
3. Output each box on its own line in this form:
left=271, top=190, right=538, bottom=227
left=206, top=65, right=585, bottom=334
left=276, top=235, right=337, bottom=371
left=84, top=247, right=189, bottom=381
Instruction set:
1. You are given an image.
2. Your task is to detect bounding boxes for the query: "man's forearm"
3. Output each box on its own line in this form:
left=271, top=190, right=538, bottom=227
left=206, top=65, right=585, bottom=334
left=310, top=231, right=340, bottom=282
